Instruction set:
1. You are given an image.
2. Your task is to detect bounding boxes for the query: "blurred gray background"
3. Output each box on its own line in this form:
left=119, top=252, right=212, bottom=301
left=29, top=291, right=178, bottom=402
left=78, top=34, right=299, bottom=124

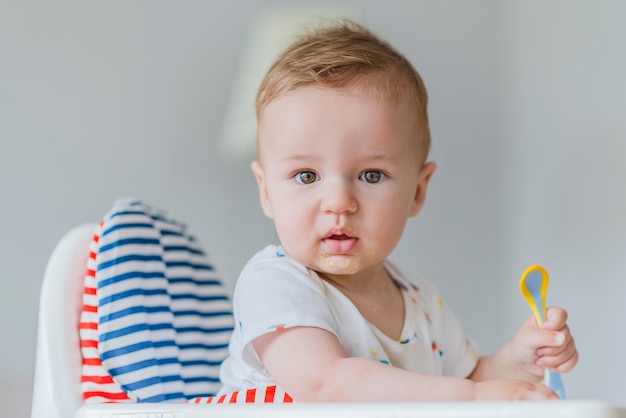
left=1, top=1, right=625, bottom=416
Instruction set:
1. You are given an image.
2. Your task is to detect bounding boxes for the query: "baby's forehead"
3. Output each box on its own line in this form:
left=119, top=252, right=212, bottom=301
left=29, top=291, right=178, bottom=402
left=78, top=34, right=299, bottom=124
left=257, top=85, right=422, bottom=158
left=260, top=79, right=417, bottom=118
left=257, top=83, right=413, bottom=132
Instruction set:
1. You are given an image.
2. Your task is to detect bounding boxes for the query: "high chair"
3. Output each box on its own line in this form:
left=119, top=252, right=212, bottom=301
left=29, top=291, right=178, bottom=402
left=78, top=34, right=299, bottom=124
left=31, top=200, right=626, bottom=418
left=32, top=223, right=94, bottom=418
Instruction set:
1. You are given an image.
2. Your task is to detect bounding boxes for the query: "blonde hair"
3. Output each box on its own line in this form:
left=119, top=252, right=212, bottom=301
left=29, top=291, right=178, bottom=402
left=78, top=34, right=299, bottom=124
left=256, top=19, right=431, bottom=163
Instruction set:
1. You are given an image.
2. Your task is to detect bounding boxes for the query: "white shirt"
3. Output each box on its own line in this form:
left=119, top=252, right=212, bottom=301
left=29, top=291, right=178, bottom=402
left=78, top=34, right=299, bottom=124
left=218, top=245, right=478, bottom=395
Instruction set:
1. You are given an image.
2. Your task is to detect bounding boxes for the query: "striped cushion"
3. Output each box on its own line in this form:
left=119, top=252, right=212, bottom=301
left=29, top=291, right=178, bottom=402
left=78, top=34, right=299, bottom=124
left=80, top=199, right=233, bottom=403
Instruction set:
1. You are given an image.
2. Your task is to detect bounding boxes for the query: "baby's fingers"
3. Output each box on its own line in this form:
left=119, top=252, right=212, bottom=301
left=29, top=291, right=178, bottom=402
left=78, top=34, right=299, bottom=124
left=542, top=307, right=568, bottom=330
left=529, top=327, right=566, bottom=350
left=537, top=337, right=579, bottom=373
left=536, top=324, right=573, bottom=354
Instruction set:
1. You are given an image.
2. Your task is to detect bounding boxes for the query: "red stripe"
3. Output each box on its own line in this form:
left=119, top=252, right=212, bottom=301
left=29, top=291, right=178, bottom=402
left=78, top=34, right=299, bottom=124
left=83, top=391, right=129, bottom=401
left=82, top=357, right=102, bottom=366
left=228, top=391, right=239, bottom=403
left=79, top=322, right=98, bottom=330
left=84, top=286, right=96, bottom=295
left=264, top=385, right=276, bottom=403
left=92, top=234, right=99, bottom=243
left=245, top=388, right=256, bottom=403
left=82, top=304, right=98, bottom=313
left=194, top=397, right=202, bottom=403
left=283, top=392, right=293, bottom=403
left=81, top=375, right=113, bottom=384
left=89, top=251, right=96, bottom=259
left=86, top=269, right=96, bottom=278
left=80, top=339, right=98, bottom=348
left=216, top=394, right=227, bottom=404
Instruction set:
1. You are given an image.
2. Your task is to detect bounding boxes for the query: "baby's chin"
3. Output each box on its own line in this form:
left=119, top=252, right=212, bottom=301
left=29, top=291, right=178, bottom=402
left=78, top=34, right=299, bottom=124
left=316, top=253, right=363, bottom=275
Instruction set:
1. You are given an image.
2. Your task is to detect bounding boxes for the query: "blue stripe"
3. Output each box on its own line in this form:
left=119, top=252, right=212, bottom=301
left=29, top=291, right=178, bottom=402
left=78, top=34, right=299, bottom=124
left=98, top=271, right=166, bottom=289
left=100, top=339, right=178, bottom=361
left=108, top=357, right=179, bottom=377
left=99, top=323, right=147, bottom=342
left=163, top=245, right=204, bottom=255
left=181, top=359, right=224, bottom=367
left=99, top=238, right=161, bottom=253
left=160, top=229, right=184, bottom=237
left=99, top=322, right=174, bottom=342
left=99, top=288, right=168, bottom=306
left=124, top=374, right=182, bottom=392
left=100, top=307, right=232, bottom=324
left=98, top=254, right=163, bottom=270
left=185, top=391, right=218, bottom=399
left=109, top=211, right=173, bottom=224
left=165, top=261, right=214, bottom=270
left=141, top=391, right=186, bottom=403
left=173, top=310, right=232, bottom=318
left=168, top=277, right=223, bottom=286
left=175, top=326, right=233, bottom=334
left=102, top=222, right=155, bottom=237
left=170, top=294, right=229, bottom=302
left=183, top=376, right=221, bottom=384
left=100, top=305, right=172, bottom=324
left=100, top=340, right=152, bottom=361
left=178, top=342, right=229, bottom=350
left=109, top=210, right=151, bottom=219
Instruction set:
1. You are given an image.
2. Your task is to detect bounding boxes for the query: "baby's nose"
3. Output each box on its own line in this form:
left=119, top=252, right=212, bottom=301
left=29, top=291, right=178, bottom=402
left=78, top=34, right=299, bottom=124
left=320, top=180, right=358, bottom=214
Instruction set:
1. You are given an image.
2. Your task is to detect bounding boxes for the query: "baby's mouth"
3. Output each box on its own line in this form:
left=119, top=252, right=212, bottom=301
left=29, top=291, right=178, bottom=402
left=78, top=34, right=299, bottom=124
left=323, top=232, right=357, bottom=253
left=328, top=233, right=352, bottom=240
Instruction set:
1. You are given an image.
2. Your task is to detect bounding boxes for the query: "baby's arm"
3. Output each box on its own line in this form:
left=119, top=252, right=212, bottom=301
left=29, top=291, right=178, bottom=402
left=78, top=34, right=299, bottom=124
left=253, top=325, right=559, bottom=402
left=469, top=307, right=578, bottom=383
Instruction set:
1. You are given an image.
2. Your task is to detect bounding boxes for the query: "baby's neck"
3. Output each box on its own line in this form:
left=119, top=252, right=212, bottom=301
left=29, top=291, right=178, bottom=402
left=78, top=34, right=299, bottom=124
left=319, top=268, right=406, bottom=340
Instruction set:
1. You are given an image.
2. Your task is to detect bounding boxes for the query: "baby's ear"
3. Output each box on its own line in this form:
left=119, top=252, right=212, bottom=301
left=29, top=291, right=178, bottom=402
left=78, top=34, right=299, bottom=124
left=409, top=161, right=437, bottom=218
left=251, top=161, right=274, bottom=219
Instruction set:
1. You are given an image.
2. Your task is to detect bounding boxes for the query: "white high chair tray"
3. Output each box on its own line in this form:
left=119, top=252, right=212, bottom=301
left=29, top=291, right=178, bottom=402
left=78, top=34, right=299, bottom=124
left=76, top=400, right=625, bottom=418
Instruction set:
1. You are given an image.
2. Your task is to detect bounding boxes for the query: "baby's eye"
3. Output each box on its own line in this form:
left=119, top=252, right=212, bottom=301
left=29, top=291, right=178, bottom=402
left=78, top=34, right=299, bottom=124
left=360, top=170, right=386, bottom=184
left=295, top=171, right=318, bottom=184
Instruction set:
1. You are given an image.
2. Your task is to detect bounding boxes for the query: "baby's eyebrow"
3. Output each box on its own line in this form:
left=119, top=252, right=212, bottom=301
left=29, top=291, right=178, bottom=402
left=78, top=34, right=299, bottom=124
left=277, top=151, right=402, bottom=166
left=278, top=153, right=319, bottom=164
left=355, top=153, right=402, bottom=166
left=362, top=152, right=396, bottom=161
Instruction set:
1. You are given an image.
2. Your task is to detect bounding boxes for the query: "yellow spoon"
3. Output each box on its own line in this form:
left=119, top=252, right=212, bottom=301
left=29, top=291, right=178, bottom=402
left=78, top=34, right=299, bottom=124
left=519, top=265, right=566, bottom=398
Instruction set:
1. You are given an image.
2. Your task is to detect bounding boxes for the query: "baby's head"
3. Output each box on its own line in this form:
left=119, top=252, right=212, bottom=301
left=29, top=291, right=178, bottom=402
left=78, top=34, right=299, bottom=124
left=256, top=19, right=431, bottom=167
left=251, top=20, right=437, bottom=278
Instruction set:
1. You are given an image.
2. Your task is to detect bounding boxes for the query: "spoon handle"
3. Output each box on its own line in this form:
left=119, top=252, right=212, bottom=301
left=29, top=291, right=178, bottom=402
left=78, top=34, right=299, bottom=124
left=545, top=369, right=566, bottom=399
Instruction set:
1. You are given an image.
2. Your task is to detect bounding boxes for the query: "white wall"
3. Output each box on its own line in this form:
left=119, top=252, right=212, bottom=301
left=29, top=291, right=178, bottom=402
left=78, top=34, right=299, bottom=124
left=1, top=1, right=624, bottom=416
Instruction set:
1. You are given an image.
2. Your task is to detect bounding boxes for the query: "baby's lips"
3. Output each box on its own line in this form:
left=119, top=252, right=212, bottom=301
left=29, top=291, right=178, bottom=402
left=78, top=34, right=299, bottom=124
left=322, top=235, right=358, bottom=253
left=328, top=233, right=351, bottom=240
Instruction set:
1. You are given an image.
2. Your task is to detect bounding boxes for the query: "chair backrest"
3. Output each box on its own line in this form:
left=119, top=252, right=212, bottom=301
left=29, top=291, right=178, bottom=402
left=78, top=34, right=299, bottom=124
left=80, top=199, right=233, bottom=403
left=31, top=223, right=97, bottom=418
left=32, top=199, right=235, bottom=418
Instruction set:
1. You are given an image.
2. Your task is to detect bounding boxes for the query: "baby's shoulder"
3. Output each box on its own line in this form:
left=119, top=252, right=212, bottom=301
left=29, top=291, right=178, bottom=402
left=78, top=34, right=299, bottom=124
left=235, top=245, right=324, bottom=293
left=242, top=245, right=307, bottom=275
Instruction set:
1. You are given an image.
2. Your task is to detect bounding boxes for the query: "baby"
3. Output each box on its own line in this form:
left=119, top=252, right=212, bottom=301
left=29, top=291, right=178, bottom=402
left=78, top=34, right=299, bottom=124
left=218, top=19, right=577, bottom=401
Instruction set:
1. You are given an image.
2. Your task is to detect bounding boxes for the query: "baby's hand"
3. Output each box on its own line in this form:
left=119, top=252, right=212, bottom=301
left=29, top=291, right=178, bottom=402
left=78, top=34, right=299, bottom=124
left=474, top=380, right=559, bottom=401
left=512, top=307, right=578, bottom=380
